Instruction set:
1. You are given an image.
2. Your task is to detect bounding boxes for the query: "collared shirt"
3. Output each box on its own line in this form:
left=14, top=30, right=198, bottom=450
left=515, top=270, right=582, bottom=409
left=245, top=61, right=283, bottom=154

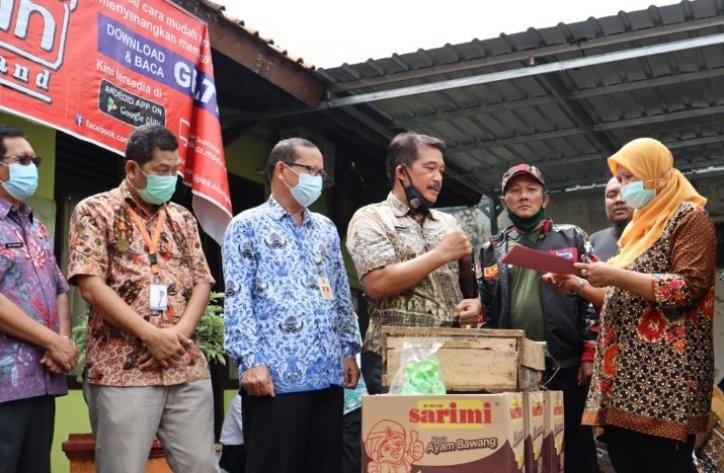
left=589, top=225, right=625, bottom=262
left=346, top=193, right=463, bottom=355
left=0, top=198, right=69, bottom=403
left=67, top=181, right=214, bottom=387
left=222, top=197, right=360, bottom=394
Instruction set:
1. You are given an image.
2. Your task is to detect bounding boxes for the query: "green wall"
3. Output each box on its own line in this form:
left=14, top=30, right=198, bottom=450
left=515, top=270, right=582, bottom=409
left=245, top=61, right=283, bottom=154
left=225, top=132, right=271, bottom=186
left=224, top=388, right=237, bottom=411
left=52, top=390, right=92, bottom=472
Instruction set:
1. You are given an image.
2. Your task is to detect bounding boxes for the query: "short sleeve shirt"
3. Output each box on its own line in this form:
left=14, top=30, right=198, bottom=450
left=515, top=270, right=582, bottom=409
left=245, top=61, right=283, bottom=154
left=346, top=193, right=464, bottom=355
left=0, top=198, right=69, bottom=403
left=67, top=181, right=214, bottom=386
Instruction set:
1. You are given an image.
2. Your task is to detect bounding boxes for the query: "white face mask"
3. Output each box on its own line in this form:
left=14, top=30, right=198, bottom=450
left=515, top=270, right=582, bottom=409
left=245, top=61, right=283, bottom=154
left=284, top=166, right=323, bottom=208
left=0, top=162, right=38, bottom=201
left=620, top=180, right=657, bottom=209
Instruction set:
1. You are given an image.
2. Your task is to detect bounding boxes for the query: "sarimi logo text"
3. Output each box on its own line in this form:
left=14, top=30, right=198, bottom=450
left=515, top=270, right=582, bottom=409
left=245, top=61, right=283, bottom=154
left=0, top=0, right=77, bottom=103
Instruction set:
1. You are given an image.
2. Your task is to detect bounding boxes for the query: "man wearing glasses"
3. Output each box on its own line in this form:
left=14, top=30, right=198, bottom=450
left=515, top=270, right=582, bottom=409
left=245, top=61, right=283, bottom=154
left=0, top=124, right=78, bottom=473
left=67, top=125, right=218, bottom=472
left=223, top=137, right=360, bottom=473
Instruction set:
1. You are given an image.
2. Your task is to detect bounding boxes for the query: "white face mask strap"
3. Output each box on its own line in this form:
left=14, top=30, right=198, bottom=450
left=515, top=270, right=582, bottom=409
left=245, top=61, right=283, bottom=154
left=279, top=163, right=296, bottom=191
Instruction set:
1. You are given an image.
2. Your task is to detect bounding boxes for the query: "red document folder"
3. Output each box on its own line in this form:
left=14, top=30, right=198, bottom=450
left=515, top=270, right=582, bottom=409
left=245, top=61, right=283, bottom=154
left=501, top=245, right=577, bottom=274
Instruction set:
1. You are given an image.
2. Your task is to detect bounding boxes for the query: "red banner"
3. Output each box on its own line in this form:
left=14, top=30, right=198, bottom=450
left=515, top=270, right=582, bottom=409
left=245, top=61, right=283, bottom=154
left=0, top=0, right=232, bottom=243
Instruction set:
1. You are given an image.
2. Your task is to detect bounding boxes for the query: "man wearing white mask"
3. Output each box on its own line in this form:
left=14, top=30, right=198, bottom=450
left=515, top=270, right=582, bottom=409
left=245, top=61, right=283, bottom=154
left=223, top=137, right=361, bottom=473
left=0, top=124, right=78, bottom=473
left=68, top=125, right=218, bottom=473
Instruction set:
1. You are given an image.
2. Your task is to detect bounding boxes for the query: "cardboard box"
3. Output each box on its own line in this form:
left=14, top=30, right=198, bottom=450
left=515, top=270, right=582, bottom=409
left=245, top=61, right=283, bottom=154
left=542, top=390, right=565, bottom=473
left=524, top=391, right=545, bottom=473
left=381, top=326, right=547, bottom=392
left=362, top=393, right=525, bottom=473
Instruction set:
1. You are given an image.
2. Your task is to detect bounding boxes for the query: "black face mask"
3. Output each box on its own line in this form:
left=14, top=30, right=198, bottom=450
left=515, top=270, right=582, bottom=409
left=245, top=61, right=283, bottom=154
left=507, top=206, right=546, bottom=232
left=399, top=167, right=432, bottom=214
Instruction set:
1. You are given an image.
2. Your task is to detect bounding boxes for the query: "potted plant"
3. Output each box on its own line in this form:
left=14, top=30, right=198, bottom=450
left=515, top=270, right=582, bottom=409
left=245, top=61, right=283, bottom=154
left=194, top=291, right=227, bottom=367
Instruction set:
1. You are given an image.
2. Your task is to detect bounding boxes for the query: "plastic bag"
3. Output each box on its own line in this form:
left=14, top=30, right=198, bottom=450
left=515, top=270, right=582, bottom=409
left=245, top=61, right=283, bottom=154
left=519, top=366, right=544, bottom=391
left=389, top=338, right=446, bottom=395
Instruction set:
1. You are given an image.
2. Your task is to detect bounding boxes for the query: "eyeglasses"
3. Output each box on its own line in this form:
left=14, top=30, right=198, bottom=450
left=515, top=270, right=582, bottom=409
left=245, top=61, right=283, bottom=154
left=288, top=163, right=327, bottom=179
left=1, top=155, right=42, bottom=166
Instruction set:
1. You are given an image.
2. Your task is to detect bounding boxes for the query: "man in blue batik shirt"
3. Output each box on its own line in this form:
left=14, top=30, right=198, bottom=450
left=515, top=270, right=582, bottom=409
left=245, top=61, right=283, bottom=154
left=223, top=138, right=360, bottom=473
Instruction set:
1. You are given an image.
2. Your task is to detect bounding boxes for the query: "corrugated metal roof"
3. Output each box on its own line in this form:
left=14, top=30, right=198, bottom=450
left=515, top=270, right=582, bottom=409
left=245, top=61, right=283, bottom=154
left=317, top=0, right=724, bottom=194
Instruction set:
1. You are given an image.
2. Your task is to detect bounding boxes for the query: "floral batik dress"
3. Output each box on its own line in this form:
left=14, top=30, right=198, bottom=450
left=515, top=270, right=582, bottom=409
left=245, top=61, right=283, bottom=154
left=582, top=202, right=716, bottom=442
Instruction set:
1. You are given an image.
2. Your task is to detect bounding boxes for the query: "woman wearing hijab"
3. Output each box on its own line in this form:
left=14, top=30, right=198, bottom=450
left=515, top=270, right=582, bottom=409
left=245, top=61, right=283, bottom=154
left=545, top=137, right=716, bottom=473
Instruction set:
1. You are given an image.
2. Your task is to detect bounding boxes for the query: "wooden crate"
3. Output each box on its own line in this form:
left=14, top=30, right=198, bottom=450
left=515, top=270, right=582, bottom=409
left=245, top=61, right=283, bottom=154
left=381, top=326, right=546, bottom=392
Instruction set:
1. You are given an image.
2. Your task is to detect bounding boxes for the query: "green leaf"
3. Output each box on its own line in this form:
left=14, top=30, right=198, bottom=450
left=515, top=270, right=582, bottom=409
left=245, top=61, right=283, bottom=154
left=195, top=292, right=227, bottom=366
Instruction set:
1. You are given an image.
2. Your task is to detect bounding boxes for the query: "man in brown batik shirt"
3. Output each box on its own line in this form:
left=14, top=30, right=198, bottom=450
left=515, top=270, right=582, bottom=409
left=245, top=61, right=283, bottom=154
left=68, top=125, right=218, bottom=473
left=346, top=132, right=481, bottom=394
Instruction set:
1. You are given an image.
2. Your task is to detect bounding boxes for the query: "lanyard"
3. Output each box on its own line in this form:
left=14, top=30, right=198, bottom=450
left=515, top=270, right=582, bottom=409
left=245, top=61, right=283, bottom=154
left=126, top=205, right=166, bottom=276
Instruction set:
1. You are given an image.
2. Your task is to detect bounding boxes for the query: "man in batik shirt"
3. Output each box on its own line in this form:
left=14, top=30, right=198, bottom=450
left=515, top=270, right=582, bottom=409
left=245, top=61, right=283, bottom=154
left=0, top=124, right=77, bottom=473
left=223, top=138, right=360, bottom=473
left=346, top=132, right=481, bottom=394
left=68, top=125, right=217, bottom=473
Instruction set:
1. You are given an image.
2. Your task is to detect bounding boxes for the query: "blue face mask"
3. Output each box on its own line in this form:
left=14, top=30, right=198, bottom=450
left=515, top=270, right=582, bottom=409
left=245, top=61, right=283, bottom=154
left=1, top=162, right=38, bottom=201
left=286, top=166, right=323, bottom=208
left=136, top=169, right=178, bottom=205
left=620, top=180, right=656, bottom=209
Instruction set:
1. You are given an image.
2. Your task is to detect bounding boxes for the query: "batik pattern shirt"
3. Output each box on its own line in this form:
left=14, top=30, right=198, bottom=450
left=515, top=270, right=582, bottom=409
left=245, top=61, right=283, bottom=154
left=0, top=198, right=69, bottom=403
left=223, top=198, right=360, bottom=394
left=346, top=193, right=463, bottom=355
left=582, top=203, right=716, bottom=442
left=67, top=181, right=214, bottom=386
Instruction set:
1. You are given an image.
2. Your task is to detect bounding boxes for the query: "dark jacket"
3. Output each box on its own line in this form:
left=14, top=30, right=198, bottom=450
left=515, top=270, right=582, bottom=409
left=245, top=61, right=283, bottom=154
left=478, top=219, right=596, bottom=369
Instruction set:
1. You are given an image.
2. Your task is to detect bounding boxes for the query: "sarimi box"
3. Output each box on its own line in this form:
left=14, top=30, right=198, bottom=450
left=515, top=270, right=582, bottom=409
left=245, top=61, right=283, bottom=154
left=542, top=390, right=565, bottom=473
left=362, top=393, right=525, bottom=473
left=524, top=391, right=545, bottom=473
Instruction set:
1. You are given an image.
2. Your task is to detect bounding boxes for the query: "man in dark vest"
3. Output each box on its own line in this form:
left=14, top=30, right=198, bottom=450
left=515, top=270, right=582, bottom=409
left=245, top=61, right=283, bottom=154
left=479, top=163, right=599, bottom=473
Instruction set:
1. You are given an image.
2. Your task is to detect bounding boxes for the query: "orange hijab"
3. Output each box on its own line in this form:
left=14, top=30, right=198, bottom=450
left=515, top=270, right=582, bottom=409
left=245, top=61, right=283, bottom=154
left=607, top=138, right=707, bottom=268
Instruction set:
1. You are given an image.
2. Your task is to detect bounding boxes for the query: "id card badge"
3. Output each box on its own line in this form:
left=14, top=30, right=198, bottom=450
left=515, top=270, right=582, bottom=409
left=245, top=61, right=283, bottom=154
left=150, top=284, right=168, bottom=311
left=317, top=276, right=335, bottom=301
